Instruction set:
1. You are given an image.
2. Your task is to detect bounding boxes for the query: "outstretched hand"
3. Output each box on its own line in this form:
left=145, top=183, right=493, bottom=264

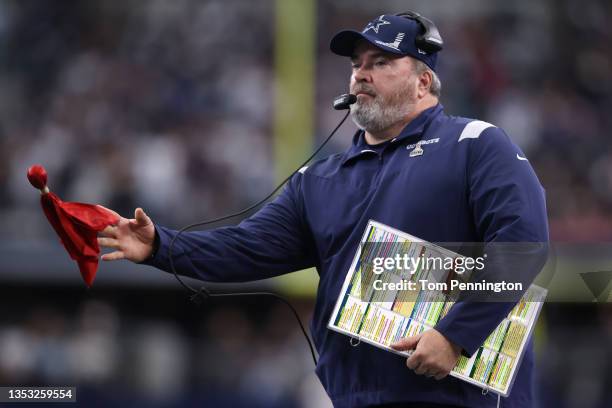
left=390, top=329, right=461, bottom=380
left=97, top=206, right=155, bottom=263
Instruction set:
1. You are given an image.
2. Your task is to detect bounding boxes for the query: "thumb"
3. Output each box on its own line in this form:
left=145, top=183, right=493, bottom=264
left=390, top=333, right=423, bottom=351
left=132, top=207, right=151, bottom=226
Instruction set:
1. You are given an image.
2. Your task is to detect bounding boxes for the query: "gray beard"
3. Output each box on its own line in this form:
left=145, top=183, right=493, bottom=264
left=350, top=87, right=416, bottom=134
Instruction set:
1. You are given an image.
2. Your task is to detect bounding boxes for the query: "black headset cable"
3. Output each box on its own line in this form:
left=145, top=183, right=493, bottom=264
left=167, top=95, right=356, bottom=366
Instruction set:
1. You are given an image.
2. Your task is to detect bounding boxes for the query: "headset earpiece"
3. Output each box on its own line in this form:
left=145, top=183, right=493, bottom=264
left=395, top=11, right=444, bottom=54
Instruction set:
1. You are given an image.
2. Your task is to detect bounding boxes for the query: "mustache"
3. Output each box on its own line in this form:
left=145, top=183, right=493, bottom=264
left=351, top=85, right=376, bottom=97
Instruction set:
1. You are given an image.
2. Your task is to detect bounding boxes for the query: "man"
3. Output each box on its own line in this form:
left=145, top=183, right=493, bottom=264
left=98, top=13, right=548, bottom=407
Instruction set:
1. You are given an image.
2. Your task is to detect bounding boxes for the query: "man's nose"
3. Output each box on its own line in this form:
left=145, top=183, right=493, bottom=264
left=352, top=65, right=372, bottom=83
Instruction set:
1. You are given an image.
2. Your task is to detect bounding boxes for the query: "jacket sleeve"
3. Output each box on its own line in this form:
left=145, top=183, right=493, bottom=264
left=434, top=126, right=549, bottom=356
left=141, top=173, right=317, bottom=282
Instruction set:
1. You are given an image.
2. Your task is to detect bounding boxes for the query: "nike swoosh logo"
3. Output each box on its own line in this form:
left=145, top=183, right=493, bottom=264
left=516, top=154, right=528, bottom=161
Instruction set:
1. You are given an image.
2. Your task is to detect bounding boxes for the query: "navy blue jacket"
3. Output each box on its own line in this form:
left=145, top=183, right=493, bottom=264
left=144, top=104, right=549, bottom=407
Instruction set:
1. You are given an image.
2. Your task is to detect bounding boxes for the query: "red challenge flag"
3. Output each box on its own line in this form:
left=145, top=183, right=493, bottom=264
left=27, top=164, right=119, bottom=287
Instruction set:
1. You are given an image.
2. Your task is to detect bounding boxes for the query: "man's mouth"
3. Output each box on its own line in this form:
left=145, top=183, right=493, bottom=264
left=355, top=91, right=375, bottom=98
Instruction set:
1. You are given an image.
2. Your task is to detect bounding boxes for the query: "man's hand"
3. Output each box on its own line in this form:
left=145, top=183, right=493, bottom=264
left=390, top=329, right=461, bottom=380
left=97, top=206, right=155, bottom=263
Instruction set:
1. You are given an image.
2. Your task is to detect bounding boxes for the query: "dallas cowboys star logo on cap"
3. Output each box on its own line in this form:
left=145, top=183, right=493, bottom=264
left=330, top=13, right=441, bottom=71
left=362, top=15, right=390, bottom=34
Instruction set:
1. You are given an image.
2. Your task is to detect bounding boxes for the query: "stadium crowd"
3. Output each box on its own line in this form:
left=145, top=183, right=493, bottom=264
left=0, top=1, right=610, bottom=407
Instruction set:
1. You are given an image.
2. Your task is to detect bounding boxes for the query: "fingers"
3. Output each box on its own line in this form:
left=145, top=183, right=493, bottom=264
left=99, top=204, right=124, bottom=236
left=401, top=330, right=456, bottom=380
left=414, top=361, right=427, bottom=375
left=423, top=371, right=444, bottom=380
left=101, top=251, right=125, bottom=261
left=434, top=372, right=448, bottom=381
left=98, top=237, right=120, bottom=249
left=407, top=354, right=450, bottom=380
left=391, top=333, right=422, bottom=351
left=426, top=370, right=448, bottom=380
left=406, top=352, right=422, bottom=370
left=407, top=356, right=448, bottom=378
left=100, top=225, right=117, bottom=237
left=132, top=207, right=151, bottom=227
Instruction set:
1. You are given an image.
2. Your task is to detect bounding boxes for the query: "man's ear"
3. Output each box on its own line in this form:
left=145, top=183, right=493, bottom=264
left=417, top=70, right=432, bottom=98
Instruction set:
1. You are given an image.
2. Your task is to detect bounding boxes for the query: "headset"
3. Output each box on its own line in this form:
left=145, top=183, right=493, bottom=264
left=395, top=11, right=444, bottom=54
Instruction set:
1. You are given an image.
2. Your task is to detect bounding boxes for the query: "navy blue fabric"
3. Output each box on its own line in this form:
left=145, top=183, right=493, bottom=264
left=143, top=104, right=548, bottom=407
left=330, top=14, right=439, bottom=71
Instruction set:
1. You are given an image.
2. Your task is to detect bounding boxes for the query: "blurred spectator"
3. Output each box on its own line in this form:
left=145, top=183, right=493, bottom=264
left=1, top=0, right=611, bottom=407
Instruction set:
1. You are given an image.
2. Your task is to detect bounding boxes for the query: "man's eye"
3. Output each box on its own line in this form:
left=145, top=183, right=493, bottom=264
left=375, top=60, right=387, bottom=66
left=351, top=63, right=361, bottom=69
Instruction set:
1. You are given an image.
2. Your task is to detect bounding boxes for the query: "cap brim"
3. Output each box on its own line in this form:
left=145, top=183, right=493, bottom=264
left=330, top=30, right=366, bottom=56
left=330, top=29, right=405, bottom=57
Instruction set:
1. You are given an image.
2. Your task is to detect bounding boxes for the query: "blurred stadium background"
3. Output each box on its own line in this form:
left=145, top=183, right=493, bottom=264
left=0, top=0, right=611, bottom=406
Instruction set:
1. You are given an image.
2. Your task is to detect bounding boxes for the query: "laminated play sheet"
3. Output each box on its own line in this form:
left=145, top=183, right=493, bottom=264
left=328, top=220, right=547, bottom=397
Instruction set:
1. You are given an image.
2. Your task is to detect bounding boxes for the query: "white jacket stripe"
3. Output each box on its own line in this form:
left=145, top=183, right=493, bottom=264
left=458, top=120, right=495, bottom=142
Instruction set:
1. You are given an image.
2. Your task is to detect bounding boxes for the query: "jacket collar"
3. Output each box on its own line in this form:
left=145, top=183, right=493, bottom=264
left=341, top=103, right=444, bottom=166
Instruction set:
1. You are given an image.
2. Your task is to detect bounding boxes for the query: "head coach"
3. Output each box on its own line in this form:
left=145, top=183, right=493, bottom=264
left=98, top=11, right=549, bottom=408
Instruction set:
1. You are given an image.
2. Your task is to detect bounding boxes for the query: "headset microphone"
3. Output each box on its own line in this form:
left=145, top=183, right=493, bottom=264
left=333, top=93, right=357, bottom=110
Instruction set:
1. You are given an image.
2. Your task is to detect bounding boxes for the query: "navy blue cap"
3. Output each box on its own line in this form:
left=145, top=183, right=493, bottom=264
left=330, top=14, right=439, bottom=71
